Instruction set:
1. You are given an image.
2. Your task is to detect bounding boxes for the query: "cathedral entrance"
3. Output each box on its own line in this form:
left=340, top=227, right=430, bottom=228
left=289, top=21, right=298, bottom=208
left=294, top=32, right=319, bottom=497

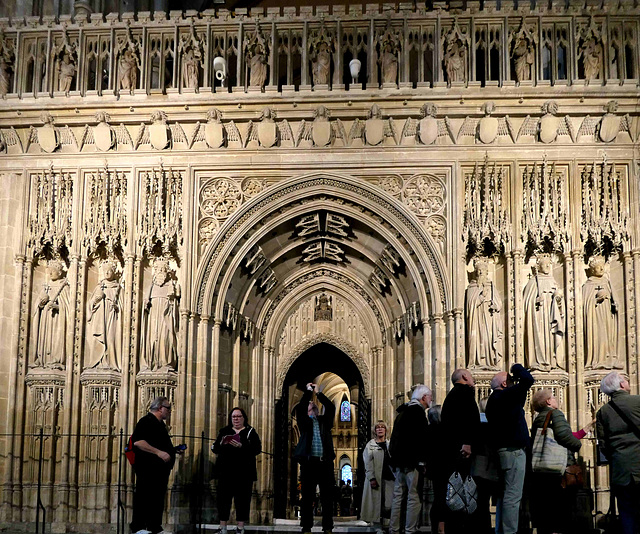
left=274, top=342, right=370, bottom=519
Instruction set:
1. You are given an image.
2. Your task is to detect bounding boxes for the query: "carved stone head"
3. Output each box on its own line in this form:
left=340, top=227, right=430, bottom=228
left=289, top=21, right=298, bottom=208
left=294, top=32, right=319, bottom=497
left=100, top=259, right=119, bottom=281
left=535, top=254, right=553, bottom=275
left=588, top=255, right=606, bottom=277
left=48, top=259, right=66, bottom=281
left=152, top=257, right=170, bottom=285
left=473, top=256, right=490, bottom=281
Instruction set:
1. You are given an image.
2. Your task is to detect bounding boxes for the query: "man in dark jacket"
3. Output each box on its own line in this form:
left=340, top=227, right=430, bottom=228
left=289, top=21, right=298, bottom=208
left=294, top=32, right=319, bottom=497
left=130, top=396, right=177, bottom=534
left=388, top=385, right=432, bottom=534
left=597, top=371, right=640, bottom=534
left=294, top=382, right=336, bottom=534
left=441, top=369, right=481, bottom=533
left=485, top=364, right=534, bottom=534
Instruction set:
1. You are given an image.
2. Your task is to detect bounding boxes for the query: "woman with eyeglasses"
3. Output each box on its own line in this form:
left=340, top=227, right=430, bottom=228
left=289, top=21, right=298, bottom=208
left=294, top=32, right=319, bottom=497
left=360, top=420, right=394, bottom=534
left=212, top=407, right=262, bottom=534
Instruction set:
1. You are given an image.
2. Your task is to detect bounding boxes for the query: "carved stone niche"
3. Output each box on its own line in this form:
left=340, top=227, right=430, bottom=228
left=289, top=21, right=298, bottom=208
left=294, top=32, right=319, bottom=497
left=136, top=369, right=177, bottom=417
left=529, top=374, right=569, bottom=413
left=585, top=373, right=610, bottom=412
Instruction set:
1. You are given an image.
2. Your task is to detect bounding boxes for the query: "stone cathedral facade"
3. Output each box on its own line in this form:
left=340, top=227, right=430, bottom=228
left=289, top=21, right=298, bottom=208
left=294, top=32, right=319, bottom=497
left=0, top=0, right=638, bottom=531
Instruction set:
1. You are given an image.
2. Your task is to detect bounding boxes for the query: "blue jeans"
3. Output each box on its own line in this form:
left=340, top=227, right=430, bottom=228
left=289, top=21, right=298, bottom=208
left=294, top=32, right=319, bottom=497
left=495, top=448, right=526, bottom=534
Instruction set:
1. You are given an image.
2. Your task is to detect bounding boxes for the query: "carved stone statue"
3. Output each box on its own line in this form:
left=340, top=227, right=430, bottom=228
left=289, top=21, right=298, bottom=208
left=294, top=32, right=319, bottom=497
left=523, top=255, right=565, bottom=371
left=444, top=37, right=465, bottom=83
left=380, top=42, right=398, bottom=84
left=0, top=55, right=10, bottom=97
left=311, top=40, right=331, bottom=86
left=31, top=260, right=70, bottom=369
left=314, top=293, right=333, bottom=321
left=583, top=256, right=620, bottom=370
left=140, top=258, right=180, bottom=372
left=57, top=53, right=76, bottom=95
left=118, top=49, right=139, bottom=94
left=245, top=28, right=268, bottom=89
left=465, top=257, right=503, bottom=369
left=85, top=260, right=122, bottom=371
left=512, top=35, right=534, bottom=83
left=579, top=35, right=602, bottom=82
left=182, top=48, right=201, bottom=90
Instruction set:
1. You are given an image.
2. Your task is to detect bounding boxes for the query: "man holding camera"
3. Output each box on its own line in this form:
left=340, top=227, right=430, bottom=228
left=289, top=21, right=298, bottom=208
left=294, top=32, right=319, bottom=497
left=486, top=364, right=534, bottom=534
left=294, top=382, right=336, bottom=534
left=130, top=396, right=182, bottom=534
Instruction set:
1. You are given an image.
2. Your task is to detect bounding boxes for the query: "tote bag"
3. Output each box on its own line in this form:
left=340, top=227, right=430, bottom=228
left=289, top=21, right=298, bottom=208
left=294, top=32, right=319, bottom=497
left=446, top=471, right=478, bottom=515
left=531, top=410, right=567, bottom=474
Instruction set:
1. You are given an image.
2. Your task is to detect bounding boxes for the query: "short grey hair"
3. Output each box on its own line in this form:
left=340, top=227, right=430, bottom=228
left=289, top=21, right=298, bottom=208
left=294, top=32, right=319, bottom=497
left=600, top=371, right=624, bottom=396
left=490, top=373, right=505, bottom=391
left=411, top=385, right=432, bottom=401
left=150, top=396, right=168, bottom=412
left=451, top=369, right=467, bottom=384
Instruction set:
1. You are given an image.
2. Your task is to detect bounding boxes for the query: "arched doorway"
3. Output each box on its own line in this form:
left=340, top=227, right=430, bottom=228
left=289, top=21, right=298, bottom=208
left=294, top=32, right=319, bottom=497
left=274, top=342, right=370, bottom=519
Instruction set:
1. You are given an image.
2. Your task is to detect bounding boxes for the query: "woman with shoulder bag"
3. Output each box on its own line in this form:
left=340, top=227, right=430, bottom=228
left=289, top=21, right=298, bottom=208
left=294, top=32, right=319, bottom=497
left=529, top=389, right=589, bottom=534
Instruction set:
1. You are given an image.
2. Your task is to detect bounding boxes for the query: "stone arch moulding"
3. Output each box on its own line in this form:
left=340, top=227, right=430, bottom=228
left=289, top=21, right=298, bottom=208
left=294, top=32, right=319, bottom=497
left=275, top=332, right=371, bottom=399
left=193, top=172, right=451, bottom=317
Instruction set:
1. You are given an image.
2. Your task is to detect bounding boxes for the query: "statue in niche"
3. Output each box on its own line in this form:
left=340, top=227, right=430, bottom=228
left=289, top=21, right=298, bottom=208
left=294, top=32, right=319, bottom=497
left=311, top=40, right=331, bottom=86
left=118, top=49, right=139, bottom=95
left=245, top=26, right=268, bottom=89
left=380, top=40, right=399, bottom=84
left=0, top=55, right=9, bottom=97
left=179, top=23, right=204, bottom=91
left=512, top=34, right=535, bottom=83
left=579, top=34, right=603, bottom=82
left=583, top=255, right=620, bottom=370
left=314, top=293, right=333, bottom=321
left=523, top=255, right=565, bottom=371
left=140, top=258, right=180, bottom=372
left=465, top=257, right=503, bottom=369
left=85, top=259, right=123, bottom=371
left=443, top=22, right=467, bottom=85
left=57, top=52, right=76, bottom=95
left=31, top=260, right=70, bottom=369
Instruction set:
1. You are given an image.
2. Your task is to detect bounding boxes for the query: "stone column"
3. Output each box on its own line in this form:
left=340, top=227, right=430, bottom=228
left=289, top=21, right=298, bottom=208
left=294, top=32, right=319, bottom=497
left=431, top=313, right=446, bottom=404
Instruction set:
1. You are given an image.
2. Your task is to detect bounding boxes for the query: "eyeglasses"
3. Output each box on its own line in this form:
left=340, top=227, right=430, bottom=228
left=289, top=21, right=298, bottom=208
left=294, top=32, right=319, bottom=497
left=231, top=415, right=243, bottom=418
left=161, top=405, right=172, bottom=410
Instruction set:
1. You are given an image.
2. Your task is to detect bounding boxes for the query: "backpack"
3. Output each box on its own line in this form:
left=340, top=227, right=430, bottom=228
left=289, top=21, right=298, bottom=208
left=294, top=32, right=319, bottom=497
left=125, top=435, right=135, bottom=465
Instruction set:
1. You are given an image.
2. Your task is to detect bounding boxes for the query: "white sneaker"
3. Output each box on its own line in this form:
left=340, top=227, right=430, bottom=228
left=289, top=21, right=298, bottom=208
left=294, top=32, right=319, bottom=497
left=133, top=530, right=151, bottom=534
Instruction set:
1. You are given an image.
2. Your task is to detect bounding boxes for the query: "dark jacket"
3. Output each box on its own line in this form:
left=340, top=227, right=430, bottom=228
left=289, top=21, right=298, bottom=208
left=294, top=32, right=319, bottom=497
left=131, top=412, right=176, bottom=475
left=389, top=400, right=429, bottom=469
left=441, top=382, right=481, bottom=456
left=485, top=364, right=534, bottom=450
left=212, top=424, right=262, bottom=481
left=596, top=390, right=640, bottom=486
left=294, top=389, right=336, bottom=462
left=531, top=407, right=581, bottom=466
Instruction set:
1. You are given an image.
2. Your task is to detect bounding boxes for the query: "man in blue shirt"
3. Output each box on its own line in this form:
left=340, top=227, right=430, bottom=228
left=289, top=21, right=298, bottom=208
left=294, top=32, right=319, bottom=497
left=294, top=382, right=336, bottom=534
left=485, top=364, right=534, bottom=534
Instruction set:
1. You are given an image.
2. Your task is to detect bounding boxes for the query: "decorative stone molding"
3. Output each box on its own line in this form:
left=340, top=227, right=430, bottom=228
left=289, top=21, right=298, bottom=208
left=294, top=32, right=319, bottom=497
left=276, top=332, right=370, bottom=398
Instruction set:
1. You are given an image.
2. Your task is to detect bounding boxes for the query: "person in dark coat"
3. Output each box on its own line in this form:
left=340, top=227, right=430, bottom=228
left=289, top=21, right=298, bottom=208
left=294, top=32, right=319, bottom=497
left=211, top=407, right=262, bottom=534
left=529, top=389, right=582, bottom=534
left=426, top=405, right=446, bottom=534
left=294, top=382, right=336, bottom=534
left=597, top=371, right=640, bottom=534
left=440, top=369, right=481, bottom=534
left=130, top=396, right=179, bottom=534
left=486, top=364, right=534, bottom=534
left=388, top=385, right=432, bottom=534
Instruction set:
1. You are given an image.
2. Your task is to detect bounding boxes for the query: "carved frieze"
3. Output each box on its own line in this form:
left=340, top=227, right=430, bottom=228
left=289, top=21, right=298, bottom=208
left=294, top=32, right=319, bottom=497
left=457, top=102, right=516, bottom=144
left=80, top=112, right=134, bottom=152
left=462, top=156, right=510, bottom=258
left=26, top=112, right=78, bottom=153
left=521, top=156, right=568, bottom=256
left=136, top=111, right=189, bottom=150
left=83, top=164, right=128, bottom=256
left=27, top=165, right=74, bottom=257
left=138, top=165, right=183, bottom=257
left=580, top=155, right=629, bottom=257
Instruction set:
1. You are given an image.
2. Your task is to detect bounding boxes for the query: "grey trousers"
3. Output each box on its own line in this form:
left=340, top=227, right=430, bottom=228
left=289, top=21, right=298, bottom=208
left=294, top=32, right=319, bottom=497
left=390, top=467, right=422, bottom=534
left=495, top=448, right=526, bottom=534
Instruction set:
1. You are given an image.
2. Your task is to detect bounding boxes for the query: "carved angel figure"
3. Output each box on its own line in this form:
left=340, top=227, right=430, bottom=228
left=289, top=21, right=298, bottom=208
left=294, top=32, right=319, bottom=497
left=523, top=255, right=565, bottom=371
left=583, top=256, right=620, bottom=370
left=140, top=258, right=180, bottom=372
left=31, top=260, right=69, bottom=369
left=86, top=260, right=123, bottom=370
left=57, top=53, right=76, bottom=95
left=465, top=258, right=503, bottom=369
